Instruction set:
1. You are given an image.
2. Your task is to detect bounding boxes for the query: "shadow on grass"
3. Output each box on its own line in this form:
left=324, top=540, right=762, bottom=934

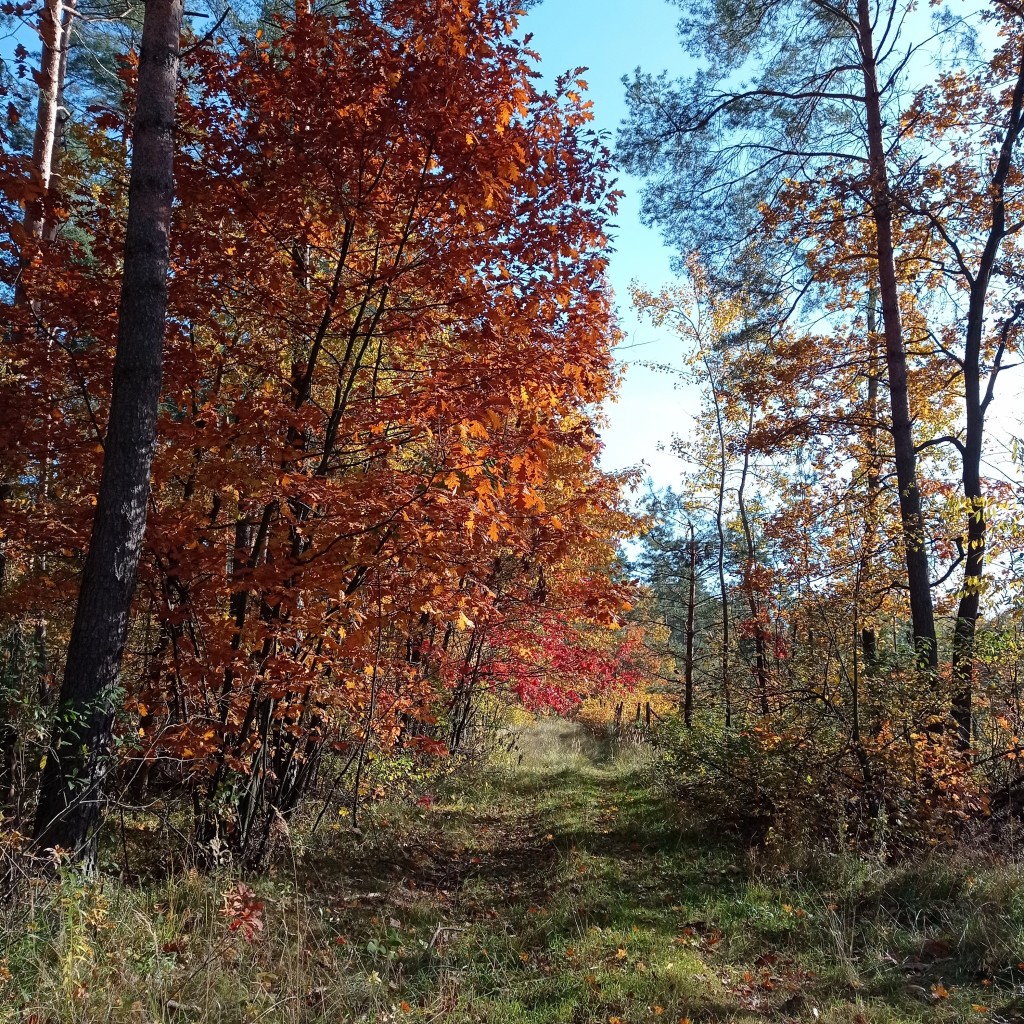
left=8, top=721, right=1018, bottom=1023
left=287, top=722, right=1012, bottom=1023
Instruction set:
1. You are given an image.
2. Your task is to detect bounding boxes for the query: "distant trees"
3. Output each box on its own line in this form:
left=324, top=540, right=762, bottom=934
left=621, top=0, right=1024, bottom=851
left=631, top=275, right=982, bottom=846
left=905, top=17, right=1024, bottom=741
left=634, top=278, right=796, bottom=730
left=633, top=490, right=718, bottom=728
left=620, top=0, right=942, bottom=664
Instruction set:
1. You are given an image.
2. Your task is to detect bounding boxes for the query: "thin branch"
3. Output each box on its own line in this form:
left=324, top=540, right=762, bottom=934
left=981, top=301, right=1024, bottom=415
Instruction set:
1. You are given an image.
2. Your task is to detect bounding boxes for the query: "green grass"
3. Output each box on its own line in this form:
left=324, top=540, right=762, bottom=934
left=3, top=719, right=1024, bottom=1022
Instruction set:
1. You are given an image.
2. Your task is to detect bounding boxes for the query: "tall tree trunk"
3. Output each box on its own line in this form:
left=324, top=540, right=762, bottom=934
left=860, top=293, right=880, bottom=671
left=705, top=351, right=732, bottom=727
left=737, top=410, right=770, bottom=716
left=853, top=299, right=881, bottom=817
left=3, top=0, right=75, bottom=586
left=855, top=0, right=937, bottom=670
left=34, top=0, right=183, bottom=866
left=683, top=522, right=696, bottom=729
left=20, top=0, right=74, bottom=248
left=41, top=0, right=76, bottom=244
left=951, top=44, right=1024, bottom=747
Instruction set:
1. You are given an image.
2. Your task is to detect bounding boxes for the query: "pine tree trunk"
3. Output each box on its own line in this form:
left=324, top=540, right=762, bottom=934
left=20, top=0, right=71, bottom=246
left=855, top=0, right=936, bottom=670
left=34, top=0, right=183, bottom=866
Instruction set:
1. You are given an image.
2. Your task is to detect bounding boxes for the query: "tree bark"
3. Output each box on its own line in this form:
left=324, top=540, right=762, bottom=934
left=34, top=0, right=183, bottom=866
left=4, top=0, right=75, bottom=580
left=950, top=44, right=1024, bottom=748
left=855, top=0, right=937, bottom=670
left=859, top=292, right=880, bottom=671
left=20, top=0, right=73, bottom=247
left=737, top=408, right=770, bottom=716
left=705, top=350, right=732, bottom=727
left=684, top=522, right=696, bottom=729
left=0, top=0, right=76, bottom=824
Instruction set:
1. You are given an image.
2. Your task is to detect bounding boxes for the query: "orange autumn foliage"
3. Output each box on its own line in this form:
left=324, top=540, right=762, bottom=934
left=0, top=0, right=641, bottom=860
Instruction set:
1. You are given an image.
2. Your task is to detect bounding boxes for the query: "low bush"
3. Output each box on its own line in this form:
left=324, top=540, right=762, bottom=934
left=652, top=712, right=986, bottom=857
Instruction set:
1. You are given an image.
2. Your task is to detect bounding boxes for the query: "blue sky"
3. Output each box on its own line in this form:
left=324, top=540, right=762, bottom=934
left=521, top=0, right=694, bottom=492
left=520, top=0, right=1024, bottom=500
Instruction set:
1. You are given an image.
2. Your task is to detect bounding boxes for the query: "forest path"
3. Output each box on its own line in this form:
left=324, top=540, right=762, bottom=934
left=9, top=720, right=989, bottom=1023
left=295, top=718, right=928, bottom=1023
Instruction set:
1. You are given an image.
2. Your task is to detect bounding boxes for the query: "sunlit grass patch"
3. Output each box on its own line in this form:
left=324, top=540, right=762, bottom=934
left=3, top=721, right=1024, bottom=1023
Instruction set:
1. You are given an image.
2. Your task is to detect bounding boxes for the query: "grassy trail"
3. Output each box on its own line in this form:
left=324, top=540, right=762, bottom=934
left=5, top=721, right=1023, bottom=1022
left=296, top=721, right=1015, bottom=1023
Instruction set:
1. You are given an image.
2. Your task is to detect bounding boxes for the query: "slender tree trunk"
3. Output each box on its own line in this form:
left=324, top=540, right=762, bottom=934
left=737, top=411, right=769, bottom=716
left=684, top=522, right=696, bottom=729
left=20, top=0, right=73, bottom=248
left=855, top=0, right=937, bottom=670
left=950, top=46, right=1024, bottom=748
left=705, top=351, right=732, bottom=727
left=42, top=0, right=76, bottom=244
left=28, top=0, right=74, bottom=688
left=850, top=614, right=878, bottom=821
left=34, top=0, right=183, bottom=865
left=853, top=300, right=881, bottom=819
left=3, top=0, right=75, bottom=582
left=0, top=0, right=76, bottom=823
left=860, top=293, right=880, bottom=671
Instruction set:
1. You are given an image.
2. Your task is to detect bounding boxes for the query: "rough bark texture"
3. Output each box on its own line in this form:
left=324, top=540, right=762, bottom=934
left=21, top=0, right=68, bottom=244
left=34, top=0, right=183, bottom=865
left=855, top=0, right=937, bottom=670
left=42, top=0, right=76, bottom=243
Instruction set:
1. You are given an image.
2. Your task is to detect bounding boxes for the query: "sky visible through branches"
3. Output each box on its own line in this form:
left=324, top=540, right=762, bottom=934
left=525, top=0, right=1024, bottom=497
left=523, top=0, right=690, bottom=490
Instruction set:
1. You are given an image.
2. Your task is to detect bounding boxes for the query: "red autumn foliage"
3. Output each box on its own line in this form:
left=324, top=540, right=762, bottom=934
left=0, top=0, right=644, bottom=860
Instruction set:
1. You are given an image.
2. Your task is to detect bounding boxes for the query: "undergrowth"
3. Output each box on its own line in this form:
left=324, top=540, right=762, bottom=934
left=2, top=719, right=1024, bottom=1023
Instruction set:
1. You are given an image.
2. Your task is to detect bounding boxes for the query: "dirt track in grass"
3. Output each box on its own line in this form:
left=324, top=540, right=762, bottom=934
left=5, top=720, right=1020, bottom=1023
